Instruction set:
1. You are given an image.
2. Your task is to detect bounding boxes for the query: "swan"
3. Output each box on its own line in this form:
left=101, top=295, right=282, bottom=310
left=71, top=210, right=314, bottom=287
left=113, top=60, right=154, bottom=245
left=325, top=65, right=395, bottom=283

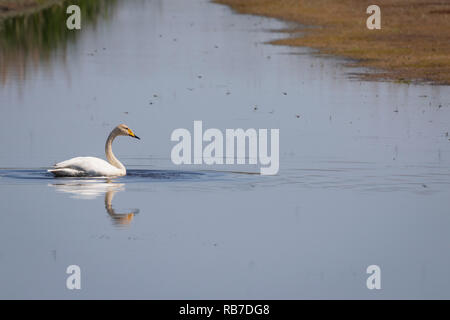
left=48, top=124, right=140, bottom=177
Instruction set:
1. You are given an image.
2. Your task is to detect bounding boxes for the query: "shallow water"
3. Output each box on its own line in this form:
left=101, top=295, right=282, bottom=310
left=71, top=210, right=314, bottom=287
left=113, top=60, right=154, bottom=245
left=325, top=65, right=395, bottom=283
left=1, top=0, right=450, bottom=299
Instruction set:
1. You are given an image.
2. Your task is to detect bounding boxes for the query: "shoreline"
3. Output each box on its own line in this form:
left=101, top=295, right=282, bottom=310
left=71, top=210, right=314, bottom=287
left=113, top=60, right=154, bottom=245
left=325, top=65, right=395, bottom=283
left=2, top=0, right=449, bottom=85
left=214, top=0, right=450, bottom=85
left=0, top=0, right=64, bottom=20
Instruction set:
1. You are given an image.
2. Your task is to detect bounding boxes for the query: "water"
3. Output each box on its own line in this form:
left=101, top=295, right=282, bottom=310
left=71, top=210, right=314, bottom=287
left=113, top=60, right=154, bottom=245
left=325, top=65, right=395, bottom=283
left=0, top=0, right=450, bottom=299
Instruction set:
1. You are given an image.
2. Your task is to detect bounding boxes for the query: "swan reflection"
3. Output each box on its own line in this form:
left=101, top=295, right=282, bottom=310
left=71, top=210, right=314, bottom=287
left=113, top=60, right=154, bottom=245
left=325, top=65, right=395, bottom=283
left=104, top=188, right=139, bottom=226
left=49, top=180, right=139, bottom=226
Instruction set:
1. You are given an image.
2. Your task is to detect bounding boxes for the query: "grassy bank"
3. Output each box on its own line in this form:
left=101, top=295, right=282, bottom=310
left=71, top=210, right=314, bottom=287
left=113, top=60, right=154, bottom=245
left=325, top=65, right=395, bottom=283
left=0, top=0, right=64, bottom=20
left=215, top=0, right=450, bottom=85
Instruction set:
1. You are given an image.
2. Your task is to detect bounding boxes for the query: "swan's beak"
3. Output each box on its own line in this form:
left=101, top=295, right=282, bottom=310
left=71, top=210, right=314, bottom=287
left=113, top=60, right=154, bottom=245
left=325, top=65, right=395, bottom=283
left=127, top=129, right=140, bottom=140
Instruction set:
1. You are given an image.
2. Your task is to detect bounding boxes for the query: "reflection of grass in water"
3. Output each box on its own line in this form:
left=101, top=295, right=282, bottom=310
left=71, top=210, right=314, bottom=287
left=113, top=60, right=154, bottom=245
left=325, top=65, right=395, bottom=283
left=0, top=0, right=118, bottom=86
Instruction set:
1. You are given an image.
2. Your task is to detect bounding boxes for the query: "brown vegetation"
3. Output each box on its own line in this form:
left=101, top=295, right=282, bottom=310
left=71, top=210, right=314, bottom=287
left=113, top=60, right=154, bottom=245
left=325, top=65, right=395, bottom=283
left=0, top=0, right=64, bottom=19
left=215, top=0, right=450, bottom=85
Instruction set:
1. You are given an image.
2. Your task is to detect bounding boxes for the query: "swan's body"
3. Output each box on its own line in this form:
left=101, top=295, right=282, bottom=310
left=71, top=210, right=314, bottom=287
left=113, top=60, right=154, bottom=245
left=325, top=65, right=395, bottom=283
left=48, top=124, right=140, bottom=177
left=49, top=157, right=125, bottom=177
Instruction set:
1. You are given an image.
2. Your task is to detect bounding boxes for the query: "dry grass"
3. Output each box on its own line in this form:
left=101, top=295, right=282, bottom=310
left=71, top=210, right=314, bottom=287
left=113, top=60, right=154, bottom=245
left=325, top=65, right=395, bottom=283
left=215, top=0, right=450, bottom=85
left=0, top=0, right=63, bottom=19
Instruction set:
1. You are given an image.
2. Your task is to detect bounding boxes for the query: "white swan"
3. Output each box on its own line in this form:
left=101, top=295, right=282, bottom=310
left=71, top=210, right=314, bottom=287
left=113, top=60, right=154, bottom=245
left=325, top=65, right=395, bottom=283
left=48, top=124, right=140, bottom=177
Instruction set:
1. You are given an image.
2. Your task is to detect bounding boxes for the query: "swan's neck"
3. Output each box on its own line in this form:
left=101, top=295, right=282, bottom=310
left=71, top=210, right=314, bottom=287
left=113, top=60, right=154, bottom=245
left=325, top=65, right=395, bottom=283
left=105, top=130, right=126, bottom=174
left=105, top=190, right=115, bottom=215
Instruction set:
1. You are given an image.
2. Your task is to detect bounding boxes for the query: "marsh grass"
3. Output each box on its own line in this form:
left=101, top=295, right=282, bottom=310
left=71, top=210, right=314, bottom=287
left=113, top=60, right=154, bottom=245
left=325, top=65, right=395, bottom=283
left=215, top=0, right=450, bottom=85
left=0, top=0, right=64, bottom=19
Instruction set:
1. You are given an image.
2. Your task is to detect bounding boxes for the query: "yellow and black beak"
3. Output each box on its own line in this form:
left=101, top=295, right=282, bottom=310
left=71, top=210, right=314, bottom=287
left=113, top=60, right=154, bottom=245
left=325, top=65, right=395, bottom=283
left=128, top=129, right=140, bottom=140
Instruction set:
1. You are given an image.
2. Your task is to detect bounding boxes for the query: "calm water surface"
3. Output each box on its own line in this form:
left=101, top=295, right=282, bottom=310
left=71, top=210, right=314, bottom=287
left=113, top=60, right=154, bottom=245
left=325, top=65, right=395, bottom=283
left=0, top=0, right=450, bottom=299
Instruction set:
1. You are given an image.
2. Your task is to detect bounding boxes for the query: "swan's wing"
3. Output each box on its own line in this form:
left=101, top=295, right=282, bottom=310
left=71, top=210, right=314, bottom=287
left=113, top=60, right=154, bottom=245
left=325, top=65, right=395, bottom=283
left=53, top=157, right=109, bottom=170
left=49, top=157, right=116, bottom=176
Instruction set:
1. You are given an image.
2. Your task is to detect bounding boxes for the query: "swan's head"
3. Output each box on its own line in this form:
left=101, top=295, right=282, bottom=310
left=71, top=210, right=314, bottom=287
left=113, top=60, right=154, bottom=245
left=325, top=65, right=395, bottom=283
left=117, top=124, right=140, bottom=140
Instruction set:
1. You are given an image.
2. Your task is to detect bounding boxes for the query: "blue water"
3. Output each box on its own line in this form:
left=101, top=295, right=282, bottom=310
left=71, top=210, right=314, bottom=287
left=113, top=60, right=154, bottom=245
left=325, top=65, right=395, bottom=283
left=0, top=169, right=219, bottom=182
